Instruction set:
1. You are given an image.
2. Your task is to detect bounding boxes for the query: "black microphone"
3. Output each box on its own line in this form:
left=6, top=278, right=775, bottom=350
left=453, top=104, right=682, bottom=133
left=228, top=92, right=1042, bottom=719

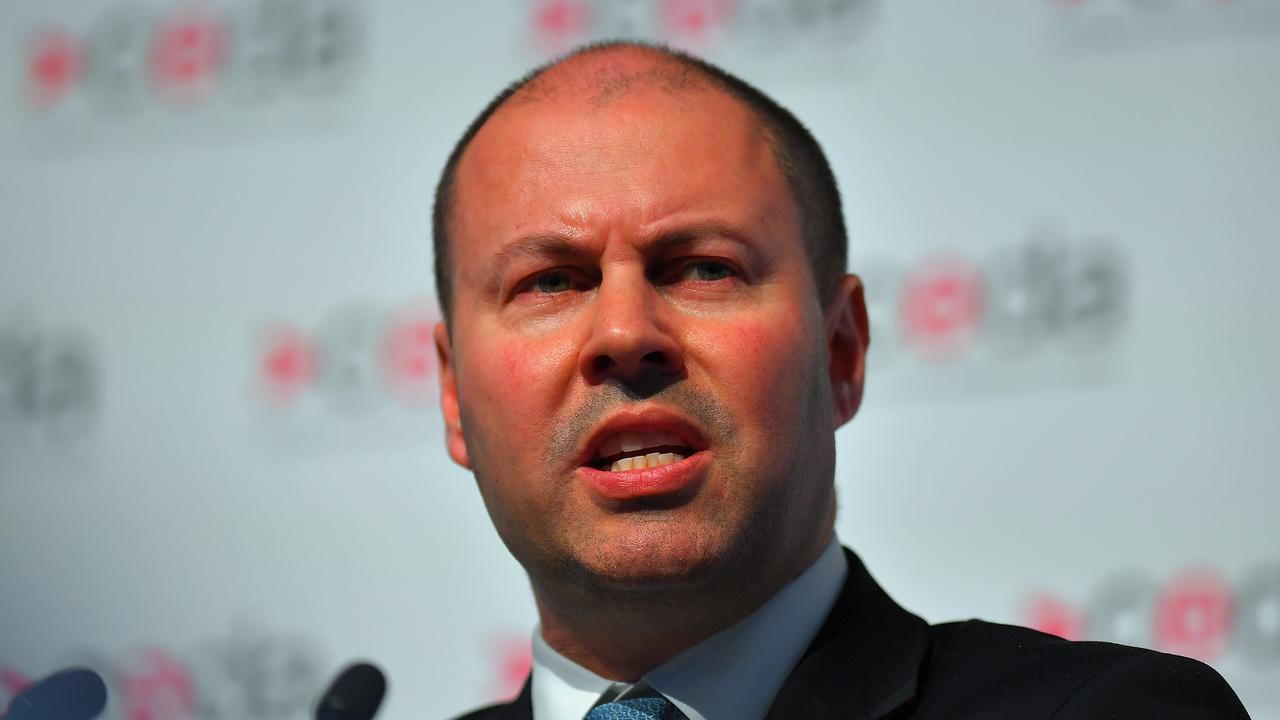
left=314, top=661, right=387, bottom=720
left=2, top=667, right=107, bottom=720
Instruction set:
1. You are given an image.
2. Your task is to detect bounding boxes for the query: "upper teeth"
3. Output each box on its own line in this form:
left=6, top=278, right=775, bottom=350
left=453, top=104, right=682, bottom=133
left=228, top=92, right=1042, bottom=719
left=594, top=430, right=691, bottom=470
left=608, top=452, right=684, bottom=472
left=595, top=430, right=684, bottom=460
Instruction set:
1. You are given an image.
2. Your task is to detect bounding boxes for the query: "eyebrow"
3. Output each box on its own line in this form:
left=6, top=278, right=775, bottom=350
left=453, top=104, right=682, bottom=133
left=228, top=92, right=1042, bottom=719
left=487, top=234, right=585, bottom=285
left=643, top=221, right=764, bottom=256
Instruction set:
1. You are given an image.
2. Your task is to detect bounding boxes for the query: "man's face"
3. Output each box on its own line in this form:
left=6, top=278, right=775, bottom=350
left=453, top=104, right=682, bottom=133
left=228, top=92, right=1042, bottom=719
left=437, top=81, right=864, bottom=597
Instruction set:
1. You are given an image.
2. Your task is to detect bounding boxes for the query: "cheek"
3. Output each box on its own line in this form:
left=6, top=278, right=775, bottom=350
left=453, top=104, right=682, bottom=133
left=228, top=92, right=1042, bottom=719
left=692, top=314, right=817, bottom=418
left=463, top=332, right=579, bottom=436
left=499, top=335, right=578, bottom=396
left=723, top=322, right=774, bottom=386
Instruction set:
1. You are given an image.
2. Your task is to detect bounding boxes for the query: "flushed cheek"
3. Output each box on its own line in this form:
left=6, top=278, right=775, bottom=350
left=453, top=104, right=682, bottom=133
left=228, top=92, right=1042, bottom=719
left=689, top=315, right=819, bottom=459
left=461, top=333, right=579, bottom=463
left=697, top=316, right=811, bottom=395
left=468, top=332, right=576, bottom=408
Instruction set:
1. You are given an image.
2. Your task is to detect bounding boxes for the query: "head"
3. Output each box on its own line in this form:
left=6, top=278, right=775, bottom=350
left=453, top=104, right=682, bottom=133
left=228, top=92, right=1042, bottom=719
left=432, top=42, right=868, bottom=618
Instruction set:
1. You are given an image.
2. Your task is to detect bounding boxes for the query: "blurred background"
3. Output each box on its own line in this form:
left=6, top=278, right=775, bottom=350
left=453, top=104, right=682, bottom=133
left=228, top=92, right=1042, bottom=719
left=2, top=0, right=1278, bottom=718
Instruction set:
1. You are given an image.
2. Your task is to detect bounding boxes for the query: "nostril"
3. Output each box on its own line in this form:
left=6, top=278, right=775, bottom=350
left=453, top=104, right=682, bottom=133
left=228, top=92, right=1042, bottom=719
left=642, top=351, right=666, bottom=365
left=592, top=355, right=614, bottom=373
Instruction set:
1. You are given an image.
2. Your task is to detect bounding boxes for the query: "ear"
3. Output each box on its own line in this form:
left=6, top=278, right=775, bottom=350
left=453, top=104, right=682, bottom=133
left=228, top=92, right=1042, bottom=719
left=434, top=321, right=471, bottom=469
left=826, top=274, right=870, bottom=427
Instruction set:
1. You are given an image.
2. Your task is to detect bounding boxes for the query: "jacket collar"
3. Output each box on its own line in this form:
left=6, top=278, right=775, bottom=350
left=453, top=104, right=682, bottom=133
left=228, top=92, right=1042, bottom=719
left=492, top=678, right=532, bottom=720
left=764, top=548, right=931, bottom=720
left=491, top=548, right=929, bottom=720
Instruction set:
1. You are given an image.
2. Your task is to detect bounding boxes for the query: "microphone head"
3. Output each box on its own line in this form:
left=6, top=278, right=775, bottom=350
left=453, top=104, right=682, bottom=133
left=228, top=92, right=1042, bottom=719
left=5, top=666, right=108, bottom=720
left=315, top=661, right=387, bottom=720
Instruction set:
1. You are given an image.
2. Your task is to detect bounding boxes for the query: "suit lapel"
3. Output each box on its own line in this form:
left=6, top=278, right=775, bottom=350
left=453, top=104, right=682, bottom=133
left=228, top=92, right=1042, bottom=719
left=764, top=548, right=931, bottom=720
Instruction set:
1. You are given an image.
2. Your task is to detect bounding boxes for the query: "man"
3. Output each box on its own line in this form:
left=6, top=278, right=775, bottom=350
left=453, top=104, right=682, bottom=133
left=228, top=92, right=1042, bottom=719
left=432, top=42, right=1248, bottom=720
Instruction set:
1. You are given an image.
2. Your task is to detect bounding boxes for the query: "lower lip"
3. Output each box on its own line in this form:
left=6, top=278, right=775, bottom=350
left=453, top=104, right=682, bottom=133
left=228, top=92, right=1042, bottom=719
left=576, top=451, right=710, bottom=502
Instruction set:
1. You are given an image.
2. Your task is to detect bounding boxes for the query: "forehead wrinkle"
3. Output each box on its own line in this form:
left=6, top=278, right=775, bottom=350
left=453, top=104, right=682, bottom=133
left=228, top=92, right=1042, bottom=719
left=451, top=47, right=803, bottom=313
left=463, top=49, right=777, bottom=223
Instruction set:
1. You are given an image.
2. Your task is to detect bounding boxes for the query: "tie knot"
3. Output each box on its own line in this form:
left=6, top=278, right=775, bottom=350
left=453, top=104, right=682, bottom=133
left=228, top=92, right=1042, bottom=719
left=584, top=695, right=681, bottom=720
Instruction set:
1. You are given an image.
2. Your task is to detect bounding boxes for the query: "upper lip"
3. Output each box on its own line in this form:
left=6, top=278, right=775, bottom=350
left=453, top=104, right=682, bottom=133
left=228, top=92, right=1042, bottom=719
left=576, top=407, right=709, bottom=468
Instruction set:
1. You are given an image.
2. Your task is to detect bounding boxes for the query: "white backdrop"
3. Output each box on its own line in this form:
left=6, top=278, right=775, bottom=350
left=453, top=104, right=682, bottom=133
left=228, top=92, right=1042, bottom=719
left=2, top=1, right=1278, bottom=718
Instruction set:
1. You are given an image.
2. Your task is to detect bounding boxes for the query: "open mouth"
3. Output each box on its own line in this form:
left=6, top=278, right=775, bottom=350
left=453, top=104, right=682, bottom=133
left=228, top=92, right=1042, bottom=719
left=576, top=411, right=711, bottom=501
left=590, top=430, right=695, bottom=472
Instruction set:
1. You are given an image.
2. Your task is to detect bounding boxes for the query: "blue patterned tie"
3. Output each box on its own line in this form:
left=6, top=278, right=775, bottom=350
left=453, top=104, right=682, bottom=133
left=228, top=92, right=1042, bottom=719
left=584, top=695, right=683, bottom=720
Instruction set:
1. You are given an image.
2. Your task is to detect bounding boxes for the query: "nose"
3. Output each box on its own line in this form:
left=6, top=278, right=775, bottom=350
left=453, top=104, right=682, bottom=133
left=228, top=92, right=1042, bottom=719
left=579, top=270, right=684, bottom=387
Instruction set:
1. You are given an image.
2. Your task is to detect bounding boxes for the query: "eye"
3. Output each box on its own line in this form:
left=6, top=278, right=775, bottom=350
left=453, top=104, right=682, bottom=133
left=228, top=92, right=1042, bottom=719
left=512, top=267, right=591, bottom=300
left=678, top=260, right=736, bottom=283
left=532, top=270, right=573, bottom=294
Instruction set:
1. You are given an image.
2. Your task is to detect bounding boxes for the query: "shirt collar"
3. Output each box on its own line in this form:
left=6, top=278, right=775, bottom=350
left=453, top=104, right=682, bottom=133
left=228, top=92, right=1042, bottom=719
left=531, top=536, right=848, bottom=720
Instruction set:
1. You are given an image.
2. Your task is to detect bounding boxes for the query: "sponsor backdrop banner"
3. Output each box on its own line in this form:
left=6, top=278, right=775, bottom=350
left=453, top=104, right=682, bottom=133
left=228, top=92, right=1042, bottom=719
left=2, top=1, right=1277, bottom=718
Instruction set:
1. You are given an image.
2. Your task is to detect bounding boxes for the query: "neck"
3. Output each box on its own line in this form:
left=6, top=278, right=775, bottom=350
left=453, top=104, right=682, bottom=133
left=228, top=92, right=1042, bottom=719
left=532, top=530, right=833, bottom=681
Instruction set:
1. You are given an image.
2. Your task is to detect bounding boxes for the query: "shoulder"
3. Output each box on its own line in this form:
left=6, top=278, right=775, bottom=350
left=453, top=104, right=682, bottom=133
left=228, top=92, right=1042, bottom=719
left=450, top=684, right=530, bottom=720
left=450, top=676, right=531, bottom=720
left=915, top=620, right=1249, bottom=719
left=451, top=700, right=525, bottom=720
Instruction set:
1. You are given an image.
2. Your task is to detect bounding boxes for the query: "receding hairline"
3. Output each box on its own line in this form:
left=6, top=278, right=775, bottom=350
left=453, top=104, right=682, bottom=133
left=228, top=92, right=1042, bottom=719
left=456, top=50, right=762, bottom=176
left=434, top=41, right=848, bottom=321
left=441, top=44, right=790, bottom=288
left=505, top=44, right=721, bottom=108
left=468, top=49, right=752, bottom=166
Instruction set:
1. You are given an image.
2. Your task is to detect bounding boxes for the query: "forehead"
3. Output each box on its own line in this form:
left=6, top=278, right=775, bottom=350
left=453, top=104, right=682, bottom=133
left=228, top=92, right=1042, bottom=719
left=448, top=71, right=798, bottom=275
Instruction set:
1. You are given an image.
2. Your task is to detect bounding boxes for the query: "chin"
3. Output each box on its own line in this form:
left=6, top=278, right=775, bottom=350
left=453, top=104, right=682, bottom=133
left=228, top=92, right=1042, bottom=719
left=575, top=521, right=737, bottom=591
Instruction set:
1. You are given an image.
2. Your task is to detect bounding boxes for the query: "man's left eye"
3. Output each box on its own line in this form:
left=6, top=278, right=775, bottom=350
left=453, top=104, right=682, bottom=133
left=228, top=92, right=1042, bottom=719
left=679, top=260, right=735, bottom=282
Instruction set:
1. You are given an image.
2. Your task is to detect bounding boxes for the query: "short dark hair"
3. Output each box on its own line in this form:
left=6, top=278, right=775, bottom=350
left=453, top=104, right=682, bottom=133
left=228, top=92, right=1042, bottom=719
left=432, top=41, right=847, bottom=321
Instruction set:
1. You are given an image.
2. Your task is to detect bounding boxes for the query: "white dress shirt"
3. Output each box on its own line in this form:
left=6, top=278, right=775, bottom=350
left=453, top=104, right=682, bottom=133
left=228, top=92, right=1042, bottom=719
left=530, top=536, right=848, bottom=720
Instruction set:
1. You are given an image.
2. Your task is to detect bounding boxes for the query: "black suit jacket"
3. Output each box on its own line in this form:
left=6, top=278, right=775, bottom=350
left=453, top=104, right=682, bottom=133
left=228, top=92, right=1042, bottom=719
left=456, top=549, right=1250, bottom=719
